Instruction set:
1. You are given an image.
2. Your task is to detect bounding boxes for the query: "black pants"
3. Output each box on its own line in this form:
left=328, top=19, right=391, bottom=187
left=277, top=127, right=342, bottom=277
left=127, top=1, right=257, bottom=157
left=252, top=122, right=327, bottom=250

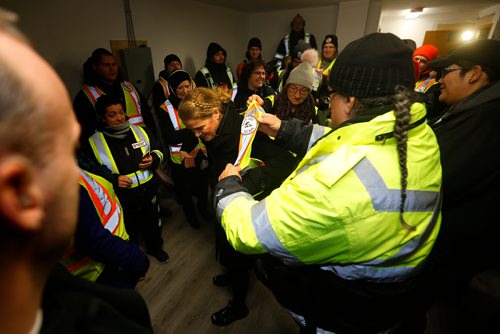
left=171, top=162, right=208, bottom=222
left=215, top=222, right=255, bottom=308
left=256, top=255, right=420, bottom=334
left=122, top=194, right=163, bottom=253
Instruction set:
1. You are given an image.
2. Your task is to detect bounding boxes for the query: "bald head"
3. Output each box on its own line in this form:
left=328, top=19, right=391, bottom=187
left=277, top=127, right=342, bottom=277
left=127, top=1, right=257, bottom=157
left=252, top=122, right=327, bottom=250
left=0, top=18, right=80, bottom=257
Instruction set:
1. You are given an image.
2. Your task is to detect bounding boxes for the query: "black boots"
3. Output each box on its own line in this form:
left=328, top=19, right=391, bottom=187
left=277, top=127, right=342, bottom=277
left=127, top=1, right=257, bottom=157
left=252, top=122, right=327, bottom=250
left=211, top=300, right=248, bottom=326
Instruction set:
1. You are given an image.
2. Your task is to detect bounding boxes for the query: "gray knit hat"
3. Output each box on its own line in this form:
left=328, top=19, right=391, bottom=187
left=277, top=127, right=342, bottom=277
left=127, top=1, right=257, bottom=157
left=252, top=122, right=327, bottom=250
left=329, top=32, right=414, bottom=99
left=286, top=61, right=314, bottom=90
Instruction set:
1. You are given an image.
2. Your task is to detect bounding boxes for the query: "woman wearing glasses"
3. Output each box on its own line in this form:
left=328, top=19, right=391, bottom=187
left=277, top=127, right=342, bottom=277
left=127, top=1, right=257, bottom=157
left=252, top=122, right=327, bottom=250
left=233, top=59, right=276, bottom=111
left=248, top=60, right=318, bottom=123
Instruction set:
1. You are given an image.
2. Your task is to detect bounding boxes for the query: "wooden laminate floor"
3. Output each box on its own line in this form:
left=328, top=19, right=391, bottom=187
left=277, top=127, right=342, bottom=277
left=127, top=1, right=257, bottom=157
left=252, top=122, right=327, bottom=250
left=136, top=185, right=299, bottom=334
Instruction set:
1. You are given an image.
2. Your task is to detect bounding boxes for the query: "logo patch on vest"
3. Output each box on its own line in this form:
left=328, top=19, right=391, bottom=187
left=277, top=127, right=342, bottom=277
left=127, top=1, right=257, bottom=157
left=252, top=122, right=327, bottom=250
left=132, top=140, right=147, bottom=149
left=241, top=115, right=258, bottom=135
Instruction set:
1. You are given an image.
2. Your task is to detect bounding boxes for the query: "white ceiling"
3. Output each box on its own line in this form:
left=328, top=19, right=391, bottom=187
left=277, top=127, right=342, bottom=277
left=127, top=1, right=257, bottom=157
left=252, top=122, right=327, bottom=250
left=193, top=0, right=500, bottom=16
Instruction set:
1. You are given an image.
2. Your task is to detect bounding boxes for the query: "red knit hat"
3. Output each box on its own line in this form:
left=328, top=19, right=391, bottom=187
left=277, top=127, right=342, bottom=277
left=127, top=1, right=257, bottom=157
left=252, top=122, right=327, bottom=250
left=413, top=44, right=438, bottom=61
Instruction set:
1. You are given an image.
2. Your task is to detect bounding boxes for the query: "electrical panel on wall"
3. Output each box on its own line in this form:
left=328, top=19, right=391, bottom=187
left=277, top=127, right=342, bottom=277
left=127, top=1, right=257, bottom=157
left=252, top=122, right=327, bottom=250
left=119, top=46, right=155, bottom=98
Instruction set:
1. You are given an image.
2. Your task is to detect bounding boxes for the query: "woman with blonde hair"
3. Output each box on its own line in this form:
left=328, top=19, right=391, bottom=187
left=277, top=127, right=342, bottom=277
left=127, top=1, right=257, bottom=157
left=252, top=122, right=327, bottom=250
left=178, top=87, right=297, bottom=326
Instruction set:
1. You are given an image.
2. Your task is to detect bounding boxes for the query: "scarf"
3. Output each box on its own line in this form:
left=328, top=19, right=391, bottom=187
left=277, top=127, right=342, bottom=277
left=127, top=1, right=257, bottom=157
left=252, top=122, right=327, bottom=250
left=101, top=121, right=131, bottom=139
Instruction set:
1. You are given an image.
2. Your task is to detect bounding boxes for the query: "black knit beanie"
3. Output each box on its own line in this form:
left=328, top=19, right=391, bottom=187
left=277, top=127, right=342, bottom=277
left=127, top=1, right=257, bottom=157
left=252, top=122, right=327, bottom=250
left=322, top=34, right=338, bottom=49
left=164, top=54, right=181, bottom=69
left=292, top=41, right=312, bottom=60
left=206, top=42, right=226, bottom=60
left=167, top=70, right=191, bottom=91
left=329, top=33, right=414, bottom=99
left=247, top=37, right=262, bottom=50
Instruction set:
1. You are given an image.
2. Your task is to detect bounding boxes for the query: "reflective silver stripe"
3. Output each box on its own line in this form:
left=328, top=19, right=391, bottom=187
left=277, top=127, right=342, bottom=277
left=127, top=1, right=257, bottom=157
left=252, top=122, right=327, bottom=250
left=231, top=83, right=238, bottom=101
left=170, top=145, right=181, bottom=153
left=284, top=34, right=290, bottom=56
left=80, top=170, right=112, bottom=215
left=200, top=67, right=216, bottom=89
left=125, top=169, right=153, bottom=187
left=304, top=33, right=311, bottom=44
left=79, top=170, right=120, bottom=232
left=308, top=124, right=328, bottom=151
left=226, top=67, right=234, bottom=86
left=251, top=199, right=302, bottom=265
left=319, top=158, right=441, bottom=282
left=103, top=204, right=121, bottom=233
left=354, top=158, right=438, bottom=212
left=216, top=191, right=251, bottom=220
left=162, top=100, right=181, bottom=130
left=85, top=86, right=103, bottom=104
left=151, top=149, right=164, bottom=163
left=89, top=132, right=117, bottom=173
left=130, top=126, right=150, bottom=154
left=128, top=115, right=143, bottom=126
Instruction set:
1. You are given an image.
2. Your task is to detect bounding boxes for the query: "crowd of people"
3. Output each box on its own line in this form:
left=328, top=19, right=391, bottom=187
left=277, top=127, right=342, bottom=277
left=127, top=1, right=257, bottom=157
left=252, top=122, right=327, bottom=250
left=1, top=7, right=500, bottom=333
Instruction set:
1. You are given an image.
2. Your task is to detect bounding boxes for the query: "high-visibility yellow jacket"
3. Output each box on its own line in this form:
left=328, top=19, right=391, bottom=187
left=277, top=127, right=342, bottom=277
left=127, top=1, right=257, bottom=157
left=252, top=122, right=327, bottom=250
left=215, top=102, right=442, bottom=283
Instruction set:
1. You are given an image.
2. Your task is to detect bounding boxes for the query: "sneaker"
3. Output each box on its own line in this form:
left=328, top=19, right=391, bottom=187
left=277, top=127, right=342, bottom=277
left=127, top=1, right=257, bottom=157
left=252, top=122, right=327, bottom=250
left=147, top=249, right=169, bottom=263
left=211, top=301, right=248, bottom=326
left=212, top=274, right=233, bottom=287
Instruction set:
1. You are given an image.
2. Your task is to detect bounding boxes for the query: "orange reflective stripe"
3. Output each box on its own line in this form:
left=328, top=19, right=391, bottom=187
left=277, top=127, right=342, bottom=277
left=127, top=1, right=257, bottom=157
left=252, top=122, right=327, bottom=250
left=82, top=85, right=105, bottom=106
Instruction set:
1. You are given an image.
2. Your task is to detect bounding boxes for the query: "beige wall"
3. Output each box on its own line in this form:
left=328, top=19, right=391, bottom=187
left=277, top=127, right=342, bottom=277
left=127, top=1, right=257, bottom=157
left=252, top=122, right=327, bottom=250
left=2, top=0, right=496, bottom=99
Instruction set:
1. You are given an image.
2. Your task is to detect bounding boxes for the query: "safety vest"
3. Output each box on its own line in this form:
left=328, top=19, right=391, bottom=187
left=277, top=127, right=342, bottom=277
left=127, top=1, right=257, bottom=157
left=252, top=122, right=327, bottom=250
left=157, top=77, right=171, bottom=101
left=200, top=66, right=238, bottom=101
left=82, top=81, right=145, bottom=126
left=218, top=102, right=442, bottom=283
left=89, top=125, right=163, bottom=188
left=160, top=99, right=207, bottom=165
left=60, top=169, right=128, bottom=282
left=275, top=32, right=313, bottom=62
left=415, top=76, right=438, bottom=93
left=316, top=57, right=336, bottom=78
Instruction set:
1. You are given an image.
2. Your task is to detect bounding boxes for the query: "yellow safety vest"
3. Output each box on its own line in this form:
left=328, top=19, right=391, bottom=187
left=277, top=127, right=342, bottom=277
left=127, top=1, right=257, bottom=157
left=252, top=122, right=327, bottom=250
left=160, top=99, right=207, bottom=165
left=200, top=66, right=238, bottom=101
left=82, top=81, right=145, bottom=126
left=89, top=125, right=163, bottom=188
left=60, top=169, right=128, bottom=282
left=415, top=76, right=438, bottom=93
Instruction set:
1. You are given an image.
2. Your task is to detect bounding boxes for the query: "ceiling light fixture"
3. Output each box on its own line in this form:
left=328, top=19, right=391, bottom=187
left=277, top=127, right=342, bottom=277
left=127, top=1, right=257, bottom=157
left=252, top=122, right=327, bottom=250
left=405, top=7, right=424, bottom=19
left=461, top=30, right=476, bottom=41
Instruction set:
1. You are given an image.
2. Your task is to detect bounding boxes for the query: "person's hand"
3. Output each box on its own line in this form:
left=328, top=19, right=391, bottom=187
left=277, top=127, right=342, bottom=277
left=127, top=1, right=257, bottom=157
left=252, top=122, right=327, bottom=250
left=247, top=94, right=264, bottom=107
left=257, top=113, right=281, bottom=137
left=218, top=163, right=242, bottom=182
left=180, top=150, right=195, bottom=168
left=138, top=153, right=153, bottom=169
left=118, top=175, right=133, bottom=188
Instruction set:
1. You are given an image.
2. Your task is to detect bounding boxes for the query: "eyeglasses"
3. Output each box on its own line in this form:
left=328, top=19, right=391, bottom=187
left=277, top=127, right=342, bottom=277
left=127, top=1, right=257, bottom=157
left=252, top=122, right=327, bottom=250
left=440, top=67, right=464, bottom=78
left=288, top=85, right=310, bottom=96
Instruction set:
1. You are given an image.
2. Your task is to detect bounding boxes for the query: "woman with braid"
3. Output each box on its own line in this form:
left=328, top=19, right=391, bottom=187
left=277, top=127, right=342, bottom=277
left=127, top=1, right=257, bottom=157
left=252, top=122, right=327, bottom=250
left=213, top=33, right=442, bottom=333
